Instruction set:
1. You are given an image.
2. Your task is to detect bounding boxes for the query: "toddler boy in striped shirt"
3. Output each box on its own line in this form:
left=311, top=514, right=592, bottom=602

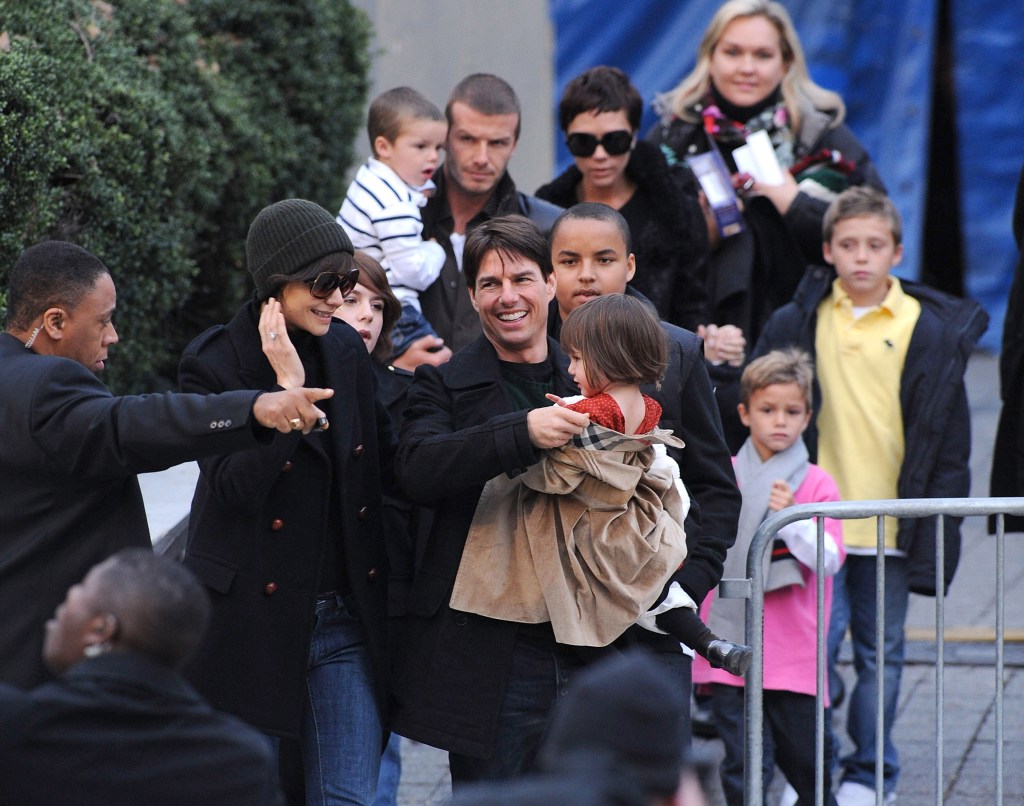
left=338, top=87, right=447, bottom=358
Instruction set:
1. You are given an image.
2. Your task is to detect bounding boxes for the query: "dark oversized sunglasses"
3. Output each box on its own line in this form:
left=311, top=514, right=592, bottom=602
left=307, top=268, right=360, bottom=299
left=565, top=129, right=634, bottom=158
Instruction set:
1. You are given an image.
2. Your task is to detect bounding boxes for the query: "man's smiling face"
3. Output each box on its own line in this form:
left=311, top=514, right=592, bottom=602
left=470, top=250, right=555, bottom=362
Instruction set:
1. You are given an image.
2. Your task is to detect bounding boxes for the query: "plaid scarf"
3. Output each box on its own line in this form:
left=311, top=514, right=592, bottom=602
left=700, top=91, right=857, bottom=203
left=701, top=91, right=796, bottom=170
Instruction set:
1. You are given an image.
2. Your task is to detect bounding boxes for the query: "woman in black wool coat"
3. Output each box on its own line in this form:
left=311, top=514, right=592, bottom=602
left=179, top=199, right=395, bottom=805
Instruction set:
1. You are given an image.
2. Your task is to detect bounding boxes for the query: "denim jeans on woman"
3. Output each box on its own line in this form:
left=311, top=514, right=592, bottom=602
left=301, top=595, right=383, bottom=806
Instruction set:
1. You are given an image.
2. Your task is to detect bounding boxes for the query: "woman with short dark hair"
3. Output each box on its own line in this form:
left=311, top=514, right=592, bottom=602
left=536, top=65, right=711, bottom=335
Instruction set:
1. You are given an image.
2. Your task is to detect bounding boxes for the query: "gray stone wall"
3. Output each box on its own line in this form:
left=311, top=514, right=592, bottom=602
left=348, top=0, right=556, bottom=195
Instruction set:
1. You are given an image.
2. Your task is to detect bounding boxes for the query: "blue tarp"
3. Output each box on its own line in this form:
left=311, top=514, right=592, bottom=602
left=549, top=0, right=1023, bottom=350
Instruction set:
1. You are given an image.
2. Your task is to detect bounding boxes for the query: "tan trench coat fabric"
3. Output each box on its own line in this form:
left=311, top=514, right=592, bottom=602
left=450, top=425, right=689, bottom=646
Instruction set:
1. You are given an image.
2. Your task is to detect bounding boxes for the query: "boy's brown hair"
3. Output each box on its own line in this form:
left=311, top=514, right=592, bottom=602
left=822, top=186, right=903, bottom=246
left=367, top=86, right=444, bottom=155
left=739, top=348, right=814, bottom=410
left=560, top=294, right=667, bottom=389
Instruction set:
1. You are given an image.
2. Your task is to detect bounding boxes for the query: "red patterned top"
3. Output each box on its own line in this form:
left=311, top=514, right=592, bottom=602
left=565, top=393, right=663, bottom=435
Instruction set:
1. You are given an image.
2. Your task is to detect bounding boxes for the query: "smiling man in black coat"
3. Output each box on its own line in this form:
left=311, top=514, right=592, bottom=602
left=392, top=216, right=591, bottom=784
left=393, top=211, right=738, bottom=787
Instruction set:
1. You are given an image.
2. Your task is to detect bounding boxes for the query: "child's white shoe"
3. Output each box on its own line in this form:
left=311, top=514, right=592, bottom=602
left=777, top=782, right=798, bottom=806
left=836, top=780, right=896, bottom=805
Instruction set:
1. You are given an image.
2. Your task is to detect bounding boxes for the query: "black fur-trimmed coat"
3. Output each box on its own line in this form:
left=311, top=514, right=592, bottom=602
left=536, top=140, right=711, bottom=332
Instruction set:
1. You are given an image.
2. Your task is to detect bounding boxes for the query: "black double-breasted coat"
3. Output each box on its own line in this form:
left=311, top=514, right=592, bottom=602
left=179, top=301, right=394, bottom=736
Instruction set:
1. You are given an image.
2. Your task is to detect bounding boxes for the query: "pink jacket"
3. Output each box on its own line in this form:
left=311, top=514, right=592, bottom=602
left=693, top=463, right=844, bottom=699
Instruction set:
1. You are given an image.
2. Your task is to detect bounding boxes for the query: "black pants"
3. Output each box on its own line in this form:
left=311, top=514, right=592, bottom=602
left=449, top=633, right=691, bottom=787
left=710, top=683, right=836, bottom=806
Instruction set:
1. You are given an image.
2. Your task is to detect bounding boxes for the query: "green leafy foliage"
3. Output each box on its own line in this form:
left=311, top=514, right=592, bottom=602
left=0, top=0, right=371, bottom=391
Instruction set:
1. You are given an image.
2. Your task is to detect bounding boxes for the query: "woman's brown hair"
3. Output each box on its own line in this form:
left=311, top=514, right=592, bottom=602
left=351, top=252, right=402, bottom=363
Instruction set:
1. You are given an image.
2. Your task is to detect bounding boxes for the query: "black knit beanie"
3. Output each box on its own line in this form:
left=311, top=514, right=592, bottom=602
left=246, top=199, right=353, bottom=299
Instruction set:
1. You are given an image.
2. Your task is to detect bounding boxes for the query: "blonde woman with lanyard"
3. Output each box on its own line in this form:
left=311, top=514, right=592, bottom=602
left=647, top=0, right=885, bottom=348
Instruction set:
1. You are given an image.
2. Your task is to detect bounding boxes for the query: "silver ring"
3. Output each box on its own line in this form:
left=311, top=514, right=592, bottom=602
left=269, top=332, right=278, bottom=340
left=742, top=177, right=756, bottom=192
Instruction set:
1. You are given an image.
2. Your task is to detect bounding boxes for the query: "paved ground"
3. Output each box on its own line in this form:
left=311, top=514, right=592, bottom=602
left=142, top=351, right=1021, bottom=804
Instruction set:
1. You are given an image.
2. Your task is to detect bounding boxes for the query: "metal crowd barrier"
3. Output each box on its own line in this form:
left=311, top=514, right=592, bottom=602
left=716, top=497, right=1024, bottom=806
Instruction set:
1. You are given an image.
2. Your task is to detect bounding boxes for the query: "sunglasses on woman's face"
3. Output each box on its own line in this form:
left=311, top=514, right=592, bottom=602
left=307, top=268, right=360, bottom=300
left=565, top=129, right=634, bottom=158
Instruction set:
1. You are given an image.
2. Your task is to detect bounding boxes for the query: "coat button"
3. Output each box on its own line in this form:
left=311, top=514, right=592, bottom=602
left=281, top=461, right=294, bottom=473
left=357, top=506, right=369, bottom=520
left=454, top=613, right=468, bottom=627
left=209, top=421, right=218, bottom=429
left=270, top=518, right=284, bottom=531
left=353, top=444, right=365, bottom=457
left=367, top=568, right=378, bottom=582
left=264, top=582, right=278, bottom=595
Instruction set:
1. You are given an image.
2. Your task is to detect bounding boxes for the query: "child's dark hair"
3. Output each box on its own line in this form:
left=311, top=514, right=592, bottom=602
left=558, top=65, right=643, bottom=132
left=822, top=186, right=902, bottom=246
left=560, top=294, right=667, bottom=389
left=739, top=348, right=814, bottom=410
left=367, top=86, right=444, bottom=154
left=351, top=252, right=402, bottom=364
left=551, top=202, right=633, bottom=255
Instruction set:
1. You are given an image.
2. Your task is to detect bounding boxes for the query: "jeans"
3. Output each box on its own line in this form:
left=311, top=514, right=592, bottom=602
left=711, top=684, right=836, bottom=806
left=390, top=304, right=438, bottom=359
left=371, top=734, right=402, bottom=806
left=838, top=555, right=908, bottom=795
left=448, top=638, right=586, bottom=786
left=641, top=643, right=692, bottom=753
left=302, top=595, right=383, bottom=806
left=827, top=563, right=849, bottom=704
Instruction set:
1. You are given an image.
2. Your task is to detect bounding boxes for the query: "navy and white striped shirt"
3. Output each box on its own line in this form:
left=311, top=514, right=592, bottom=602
left=338, top=158, right=445, bottom=310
